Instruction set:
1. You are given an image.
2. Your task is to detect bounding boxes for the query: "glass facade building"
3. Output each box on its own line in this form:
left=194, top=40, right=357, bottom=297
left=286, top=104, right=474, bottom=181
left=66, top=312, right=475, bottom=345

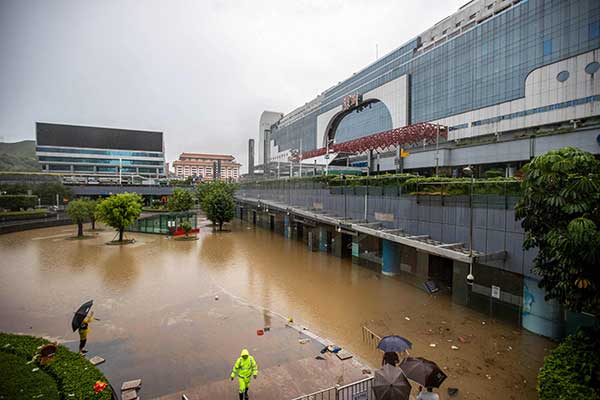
left=36, top=123, right=165, bottom=180
left=262, top=0, right=600, bottom=166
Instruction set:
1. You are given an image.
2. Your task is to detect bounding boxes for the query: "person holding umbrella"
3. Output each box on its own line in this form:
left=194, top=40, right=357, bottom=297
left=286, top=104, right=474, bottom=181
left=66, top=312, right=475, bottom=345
left=71, top=300, right=95, bottom=354
left=78, top=310, right=94, bottom=354
left=381, top=351, right=400, bottom=367
left=377, top=335, right=412, bottom=368
left=416, top=387, right=440, bottom=400
left=400, top=357, right=447, bottom=400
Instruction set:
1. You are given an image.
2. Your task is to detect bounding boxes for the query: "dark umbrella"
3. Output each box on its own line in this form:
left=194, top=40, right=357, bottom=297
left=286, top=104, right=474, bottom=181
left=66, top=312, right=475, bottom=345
left=372, top=364, right=412, bottom=400
left=377, top=335, right=412, bottom=353
left=400, top=357, right=447, bottom=388
left=71, top=300, right=93, bottom=332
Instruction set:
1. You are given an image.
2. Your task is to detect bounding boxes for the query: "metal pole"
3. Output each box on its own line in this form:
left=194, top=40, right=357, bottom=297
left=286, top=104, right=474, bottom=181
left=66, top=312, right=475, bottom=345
left=299, top=139, right=302, bottom=178
left=119, top=158, right=122, bottom=185
left=469, top=174, right=474, bottom=280
left=435, top=125, right=440, bottom=176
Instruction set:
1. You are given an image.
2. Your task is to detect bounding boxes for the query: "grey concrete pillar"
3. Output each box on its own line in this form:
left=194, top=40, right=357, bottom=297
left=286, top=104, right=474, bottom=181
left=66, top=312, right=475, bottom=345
left=415, top=250, right=429, bottom=278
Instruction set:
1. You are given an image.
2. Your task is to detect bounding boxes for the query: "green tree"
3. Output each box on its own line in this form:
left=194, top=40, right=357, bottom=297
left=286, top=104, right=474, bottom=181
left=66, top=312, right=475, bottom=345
left=95, top=193, right=142, bottom=242
left=33, top=182, right=71, bottom=206
left=515, top=147, right=600, bottom=315
left=195, top=181, right=236, bottom=204
left=179, top=220, right=193, bottom=237
left=203, top=188, right=235, bottom=231
left=65, top=199, right=90, bottom=237
left=84, top=199, right=99, bottom=230
left=167, top=188, right=195, bottom=212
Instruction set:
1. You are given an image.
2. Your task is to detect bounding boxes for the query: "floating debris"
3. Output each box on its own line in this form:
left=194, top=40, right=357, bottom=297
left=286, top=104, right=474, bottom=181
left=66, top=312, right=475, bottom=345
left=451, top=345, right=459, bottom=350
left=298, top=338, right=310, bottom=344
left=429, top=343, right=437, bottom=348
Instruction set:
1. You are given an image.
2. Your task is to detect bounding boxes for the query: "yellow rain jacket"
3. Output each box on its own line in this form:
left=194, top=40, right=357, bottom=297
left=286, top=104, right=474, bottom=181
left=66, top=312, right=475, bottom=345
left=230, top=349, right=258, bottom=379
left=78, top=316, right=94, bottom=340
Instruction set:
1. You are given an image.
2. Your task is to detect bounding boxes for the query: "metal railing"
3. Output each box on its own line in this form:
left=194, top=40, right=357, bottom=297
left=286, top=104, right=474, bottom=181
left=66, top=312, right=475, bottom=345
left=361, top=326, right=382, bottom=352
left=290, top=377, right=374, bottom=400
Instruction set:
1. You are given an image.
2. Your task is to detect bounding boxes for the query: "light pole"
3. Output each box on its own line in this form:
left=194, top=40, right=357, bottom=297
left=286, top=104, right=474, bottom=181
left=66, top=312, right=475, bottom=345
left=463, top=165, right=475, bottom=285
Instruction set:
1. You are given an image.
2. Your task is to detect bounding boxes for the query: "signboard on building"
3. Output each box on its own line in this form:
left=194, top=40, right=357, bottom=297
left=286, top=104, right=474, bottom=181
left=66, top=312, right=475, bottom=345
left=343, top=93, right=362, bottom=110
left=491, top=285, right=501, bottom=299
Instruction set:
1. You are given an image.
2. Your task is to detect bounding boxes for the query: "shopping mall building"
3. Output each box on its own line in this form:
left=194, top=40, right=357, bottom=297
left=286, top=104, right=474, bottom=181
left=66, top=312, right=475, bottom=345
left=257, top=0, right=600, bottom=176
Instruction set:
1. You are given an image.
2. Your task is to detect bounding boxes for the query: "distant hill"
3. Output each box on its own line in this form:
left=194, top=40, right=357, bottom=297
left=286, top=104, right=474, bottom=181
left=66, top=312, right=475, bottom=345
left=0, top=140, right=41, bottom=172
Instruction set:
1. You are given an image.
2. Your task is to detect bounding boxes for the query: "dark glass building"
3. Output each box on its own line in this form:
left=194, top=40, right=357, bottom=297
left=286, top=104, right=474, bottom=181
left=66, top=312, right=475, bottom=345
left=36, top=123, right=165, bottom=180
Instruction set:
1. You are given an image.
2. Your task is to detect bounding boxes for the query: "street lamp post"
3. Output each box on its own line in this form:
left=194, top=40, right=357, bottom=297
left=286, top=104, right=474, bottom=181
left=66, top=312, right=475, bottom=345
left=463, top=165, right=475, bottom=286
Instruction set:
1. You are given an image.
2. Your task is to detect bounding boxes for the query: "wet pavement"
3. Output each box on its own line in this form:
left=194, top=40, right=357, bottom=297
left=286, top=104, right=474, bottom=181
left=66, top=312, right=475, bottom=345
left=0, top=220, right=554, bottom=399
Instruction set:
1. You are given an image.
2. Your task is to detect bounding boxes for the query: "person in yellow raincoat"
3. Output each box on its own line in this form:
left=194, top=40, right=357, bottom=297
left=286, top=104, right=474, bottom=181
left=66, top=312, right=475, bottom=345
left=230, top=349, right=258, bottom=400
left=78, top=311, right=94, bottom=354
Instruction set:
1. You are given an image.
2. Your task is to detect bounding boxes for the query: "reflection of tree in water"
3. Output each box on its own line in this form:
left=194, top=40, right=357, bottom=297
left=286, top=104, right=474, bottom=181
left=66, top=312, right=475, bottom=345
left=198, top=232, right=236, bottom=266
left=101, top=247, right=139, bottom=291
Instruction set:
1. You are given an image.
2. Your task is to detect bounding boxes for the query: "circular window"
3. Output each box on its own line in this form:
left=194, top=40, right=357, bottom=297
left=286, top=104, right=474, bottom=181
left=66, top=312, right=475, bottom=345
left=585, top=61, right=600, bottom=75
left=556, top=70, right=570, bottom=82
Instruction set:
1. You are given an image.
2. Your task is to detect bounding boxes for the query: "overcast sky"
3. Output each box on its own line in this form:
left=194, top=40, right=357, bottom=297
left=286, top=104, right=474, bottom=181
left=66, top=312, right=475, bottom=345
left=0, top=0, right=465, bottom=171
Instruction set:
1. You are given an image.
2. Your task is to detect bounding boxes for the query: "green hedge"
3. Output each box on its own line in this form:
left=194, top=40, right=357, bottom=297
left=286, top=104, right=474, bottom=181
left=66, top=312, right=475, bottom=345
left=0, top=351, right=60, bottom=400
left=0, top=333, right=113, bottom=400
left=0, top=195, right=37, bottom=211
left=538, top=329, right=600, bottom=400
left=240, top=174, right=521, bottom=196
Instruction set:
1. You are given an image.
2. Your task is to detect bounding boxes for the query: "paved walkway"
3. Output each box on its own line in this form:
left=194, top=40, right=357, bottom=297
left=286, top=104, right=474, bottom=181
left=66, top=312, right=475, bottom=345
left=157, top=352, right=368, bottom=400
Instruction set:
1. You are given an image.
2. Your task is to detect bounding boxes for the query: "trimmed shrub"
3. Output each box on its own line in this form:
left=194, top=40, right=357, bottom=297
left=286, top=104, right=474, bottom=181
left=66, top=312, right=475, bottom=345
left=538, top=329, right=600, bottom=400
left=0, top=195, right=37, bottom=211
left=0, top=333, right=113, bottom=400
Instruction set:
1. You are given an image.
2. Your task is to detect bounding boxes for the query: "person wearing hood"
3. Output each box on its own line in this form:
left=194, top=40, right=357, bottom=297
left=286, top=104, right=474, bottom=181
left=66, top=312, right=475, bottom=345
left=230, top=349, right=258, bottom=400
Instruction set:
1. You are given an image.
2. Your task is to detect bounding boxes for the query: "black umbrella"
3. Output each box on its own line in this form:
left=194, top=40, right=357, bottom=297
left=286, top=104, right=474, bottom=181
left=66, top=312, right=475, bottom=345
left=377, top=335, right=412, bottom=353
left=71, top=300, right=93, bottom=332
left=372, top=364, right=412, bottom=400
left=400, top=357, right=447, bottom=388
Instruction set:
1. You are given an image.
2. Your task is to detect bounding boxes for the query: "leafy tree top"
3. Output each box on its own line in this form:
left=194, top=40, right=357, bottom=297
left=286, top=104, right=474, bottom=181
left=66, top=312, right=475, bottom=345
left=65, top=199, right=90, bottom=223
left=167, top=188, right=195, bottom=212
left=95, top=193, right=142, bottom=231
left=202, top=187, right=235, bottom=230
left=515, top=147, right=600, bottom=314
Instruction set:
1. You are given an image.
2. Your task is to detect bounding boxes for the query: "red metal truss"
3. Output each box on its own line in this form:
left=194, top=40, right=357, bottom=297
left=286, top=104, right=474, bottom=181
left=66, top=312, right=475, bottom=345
left=299, top=122, right=446, bottom=160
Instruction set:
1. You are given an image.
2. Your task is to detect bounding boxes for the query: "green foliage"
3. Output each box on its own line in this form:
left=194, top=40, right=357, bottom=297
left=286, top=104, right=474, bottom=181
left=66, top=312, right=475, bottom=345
left=538, top=329, right=600, bottom=400
left=0, top=209, right=48, bottom=218
left=196, top=181, right=237, bottom=203
left=0, top=352, right=60, bottom=400
left=515, top=147, right=600, bottom=314
left=0, top=333, right=112, bottom=400
left=179, top=220, right=193, bottom=236
left=0, top=194, right=37, bottom=211
left=167, top=188, right=195, bottom=212
left=0, top=183, right=30, bottom=194
left=33, top=182, right=72, bottom=205
left=0, top=140, right=41, bottom=172
left=96, top=193, right=143, bottom=242
left=66, top=199, right=91, bottom=237
left=202, top=188, right=235, bottom=230
left=241, top=174, right=520, bottom=196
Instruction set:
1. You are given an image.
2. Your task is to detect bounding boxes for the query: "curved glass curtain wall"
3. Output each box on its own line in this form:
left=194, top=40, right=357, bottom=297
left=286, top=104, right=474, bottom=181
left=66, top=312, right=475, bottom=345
left=333, top=100, right=393, bottom=144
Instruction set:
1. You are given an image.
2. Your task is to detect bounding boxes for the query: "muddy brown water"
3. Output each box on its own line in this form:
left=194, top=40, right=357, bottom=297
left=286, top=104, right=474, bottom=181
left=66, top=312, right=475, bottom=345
left=0, top=220, right=553, bottom=399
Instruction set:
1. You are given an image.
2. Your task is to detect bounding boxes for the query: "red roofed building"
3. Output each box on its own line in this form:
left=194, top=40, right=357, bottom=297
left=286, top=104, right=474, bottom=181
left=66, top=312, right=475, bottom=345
left=172, top=153, right=241, bottom=181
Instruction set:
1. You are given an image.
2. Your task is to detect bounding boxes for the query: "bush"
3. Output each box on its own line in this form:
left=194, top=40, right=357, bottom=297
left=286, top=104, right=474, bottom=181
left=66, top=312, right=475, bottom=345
left=538, top=329, right=600, bottom=400
left=0, top=194, right=37, bottom=211
left=0, top=352, right=60, bottom=400
left=0, top=333, right=113, bottom=400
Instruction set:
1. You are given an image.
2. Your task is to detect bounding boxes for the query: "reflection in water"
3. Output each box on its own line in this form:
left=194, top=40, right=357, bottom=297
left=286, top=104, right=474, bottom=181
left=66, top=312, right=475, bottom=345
left=101, top=246, right=140, bottom=291
left=0, top=222, right=553, bottom=399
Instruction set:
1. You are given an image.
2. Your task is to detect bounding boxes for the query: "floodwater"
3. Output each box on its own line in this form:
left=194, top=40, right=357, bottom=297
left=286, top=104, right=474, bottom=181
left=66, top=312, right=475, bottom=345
left=0, top=220, right=553, bottom=399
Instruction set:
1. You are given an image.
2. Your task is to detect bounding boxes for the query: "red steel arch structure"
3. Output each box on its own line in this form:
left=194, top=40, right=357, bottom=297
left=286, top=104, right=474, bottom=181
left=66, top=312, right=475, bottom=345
left=300, top=122, right=447, bottom=160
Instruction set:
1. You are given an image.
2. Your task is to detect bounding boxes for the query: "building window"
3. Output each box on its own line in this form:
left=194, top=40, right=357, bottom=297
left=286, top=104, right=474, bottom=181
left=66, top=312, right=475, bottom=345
left=556, top=71, right=569, bottom=82
left=543, top=39, right=552, bottom=56
left=590, top=21, right=600, bottom=40
left=585, top=61, right=600, bottom=75
left=49, top=164, right=71, bottom=171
